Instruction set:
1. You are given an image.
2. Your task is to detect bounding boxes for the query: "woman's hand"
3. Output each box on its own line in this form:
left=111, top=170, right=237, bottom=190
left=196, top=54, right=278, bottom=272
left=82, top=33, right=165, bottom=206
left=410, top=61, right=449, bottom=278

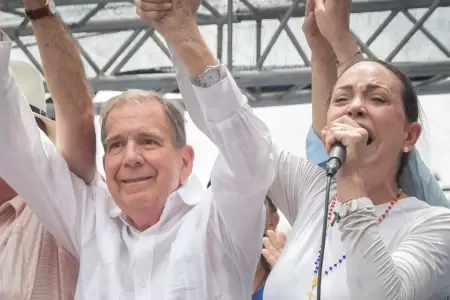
left=313, top=0, right=360, bottom=64
left=321, top=116, right=368, bottom=202
left=262, top=230, right=287, bottom=268
left=313, top=0, right=351, bottom=48
left=302, top=0, right=334, bottom=61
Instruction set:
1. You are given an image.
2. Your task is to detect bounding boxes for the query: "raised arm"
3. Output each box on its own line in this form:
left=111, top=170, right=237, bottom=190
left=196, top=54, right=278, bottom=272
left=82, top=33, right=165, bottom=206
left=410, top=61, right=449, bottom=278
left=25, top=0, right=96, bottom=183
left=135, top=0, right=274, bottom=264
left=305, top=0, right=362, bottom=135
left=0, top=34, right=95, bottom=256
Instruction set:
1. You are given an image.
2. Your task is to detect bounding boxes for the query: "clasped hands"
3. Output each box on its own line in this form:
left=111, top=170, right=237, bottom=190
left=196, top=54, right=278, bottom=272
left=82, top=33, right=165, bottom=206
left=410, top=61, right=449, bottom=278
left=134, top=0, right=200, bottom=42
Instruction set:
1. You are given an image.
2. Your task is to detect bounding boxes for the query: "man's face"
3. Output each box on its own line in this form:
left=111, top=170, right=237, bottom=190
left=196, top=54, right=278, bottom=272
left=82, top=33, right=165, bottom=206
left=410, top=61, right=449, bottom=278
left=103, top=101, right=194, bottom=216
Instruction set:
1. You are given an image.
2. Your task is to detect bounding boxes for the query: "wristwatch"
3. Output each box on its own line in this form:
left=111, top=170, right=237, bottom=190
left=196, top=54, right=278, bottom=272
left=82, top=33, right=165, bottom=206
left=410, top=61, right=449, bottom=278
left=190, top=62, right=227, bottom=88
left=25, top=0, right=57, bottom=21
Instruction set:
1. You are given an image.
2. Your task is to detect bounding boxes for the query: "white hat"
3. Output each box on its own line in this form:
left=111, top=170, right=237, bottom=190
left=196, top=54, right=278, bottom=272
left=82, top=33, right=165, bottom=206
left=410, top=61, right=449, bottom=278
left=10, top=60, right=56, bottom=142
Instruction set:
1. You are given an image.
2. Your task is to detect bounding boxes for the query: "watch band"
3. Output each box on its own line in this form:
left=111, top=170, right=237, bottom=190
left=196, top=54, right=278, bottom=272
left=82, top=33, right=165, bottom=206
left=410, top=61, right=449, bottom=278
left=190, top=62, right=226, bottom=88
left=25, top=0, right=54, bottom=21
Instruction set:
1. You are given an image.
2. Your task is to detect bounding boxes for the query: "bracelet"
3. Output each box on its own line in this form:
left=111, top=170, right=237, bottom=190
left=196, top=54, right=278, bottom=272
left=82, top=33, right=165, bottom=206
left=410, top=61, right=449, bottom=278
left=336, top=48, right=362, bottom=68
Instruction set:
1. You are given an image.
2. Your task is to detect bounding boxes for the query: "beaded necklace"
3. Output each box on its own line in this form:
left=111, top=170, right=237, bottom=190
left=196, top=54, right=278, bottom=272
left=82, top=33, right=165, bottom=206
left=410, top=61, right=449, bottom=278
left=307, top=189, right=403, bottom=300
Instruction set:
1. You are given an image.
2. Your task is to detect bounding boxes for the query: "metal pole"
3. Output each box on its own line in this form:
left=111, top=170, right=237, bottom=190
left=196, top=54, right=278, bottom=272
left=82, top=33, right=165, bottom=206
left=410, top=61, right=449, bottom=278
left=227, top=0, right=233, bottom=70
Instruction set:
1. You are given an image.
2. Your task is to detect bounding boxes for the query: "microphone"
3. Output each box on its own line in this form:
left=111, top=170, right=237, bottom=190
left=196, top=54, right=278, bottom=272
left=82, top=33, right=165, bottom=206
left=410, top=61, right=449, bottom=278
left=326, top=142, right=346, bottom=176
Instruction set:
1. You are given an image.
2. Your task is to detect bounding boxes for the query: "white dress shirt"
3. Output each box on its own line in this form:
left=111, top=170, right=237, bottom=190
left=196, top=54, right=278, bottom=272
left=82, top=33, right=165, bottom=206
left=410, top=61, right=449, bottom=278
left=0, top=39, right=274, bottom=299
left=263, top=146, right=450, bottom=299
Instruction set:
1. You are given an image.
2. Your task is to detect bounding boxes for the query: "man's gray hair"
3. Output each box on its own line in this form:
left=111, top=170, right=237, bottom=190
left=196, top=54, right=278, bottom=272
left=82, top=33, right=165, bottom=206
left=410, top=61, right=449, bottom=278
left=100, top=90, right=186, bottom=148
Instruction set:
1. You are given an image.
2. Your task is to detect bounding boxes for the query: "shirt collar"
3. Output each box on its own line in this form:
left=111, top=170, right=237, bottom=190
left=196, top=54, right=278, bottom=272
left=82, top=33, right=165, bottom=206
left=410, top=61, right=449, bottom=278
left=107, top=173, right=204, bottom=219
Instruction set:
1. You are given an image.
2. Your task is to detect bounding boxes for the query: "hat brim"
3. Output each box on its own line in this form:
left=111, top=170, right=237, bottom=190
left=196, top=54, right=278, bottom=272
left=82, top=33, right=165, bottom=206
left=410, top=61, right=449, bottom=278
left=33, top=113, right=56, bottom=144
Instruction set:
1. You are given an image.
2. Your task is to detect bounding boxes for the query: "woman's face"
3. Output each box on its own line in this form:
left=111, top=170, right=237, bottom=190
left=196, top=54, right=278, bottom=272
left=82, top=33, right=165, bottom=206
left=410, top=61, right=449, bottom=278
left=326, top=61, right=421, bottom=176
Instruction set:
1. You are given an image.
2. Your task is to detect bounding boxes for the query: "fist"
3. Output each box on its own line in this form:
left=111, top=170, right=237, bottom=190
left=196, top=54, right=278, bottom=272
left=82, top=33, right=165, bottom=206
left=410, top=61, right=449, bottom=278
left=313, top=0, right=351, bottom=48
left=135, top=0, right=201, bottom=40
left=321, top=116, right=369, bottom=174
left=23, top=0, right=48, bottom=10
left=135, top=0, right=172, bottom=23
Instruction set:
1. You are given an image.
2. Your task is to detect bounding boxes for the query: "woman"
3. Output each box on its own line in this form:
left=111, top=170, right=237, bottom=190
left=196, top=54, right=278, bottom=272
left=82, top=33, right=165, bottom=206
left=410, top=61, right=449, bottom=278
left=302, top=0, right=449, bottom=209
left=263, top=0, right=450, bottom=299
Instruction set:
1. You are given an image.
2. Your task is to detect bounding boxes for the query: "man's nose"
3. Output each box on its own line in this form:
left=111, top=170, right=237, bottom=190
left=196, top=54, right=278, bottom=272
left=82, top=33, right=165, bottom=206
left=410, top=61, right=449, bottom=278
left=123, top=141, right=144, bottom=167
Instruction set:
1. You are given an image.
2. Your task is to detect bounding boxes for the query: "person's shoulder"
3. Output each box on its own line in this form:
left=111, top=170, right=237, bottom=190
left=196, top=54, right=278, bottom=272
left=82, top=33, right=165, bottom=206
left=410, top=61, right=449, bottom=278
left=7, top=196, right=28, bottom=215
left=404, top=197, right=450, bottom=226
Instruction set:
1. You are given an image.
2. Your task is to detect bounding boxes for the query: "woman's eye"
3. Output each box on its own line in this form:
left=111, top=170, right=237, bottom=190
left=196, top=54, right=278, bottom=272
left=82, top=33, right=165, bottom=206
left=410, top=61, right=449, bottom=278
left=334, top=97, right=348, bottom=103
left=371, top=97, right=386, bottom=103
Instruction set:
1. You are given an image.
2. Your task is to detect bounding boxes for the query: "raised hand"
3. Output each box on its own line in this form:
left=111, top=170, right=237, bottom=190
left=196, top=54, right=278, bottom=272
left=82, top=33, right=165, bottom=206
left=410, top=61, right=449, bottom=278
left=313, top=0, right=352, bottom=48
left=135, top=0, right=201, bottom=42
left=23, top=0, right=47, bottom=9
left=302, top=0, right=333, bottom=60
left=262, top=230, right=287, bottom=268
left=134, top=0, right=172, bottom=24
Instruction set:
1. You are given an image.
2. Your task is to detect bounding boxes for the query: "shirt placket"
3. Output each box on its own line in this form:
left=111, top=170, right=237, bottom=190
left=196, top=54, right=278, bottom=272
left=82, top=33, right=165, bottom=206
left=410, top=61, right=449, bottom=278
left=132, top=233, right=154, bottom=300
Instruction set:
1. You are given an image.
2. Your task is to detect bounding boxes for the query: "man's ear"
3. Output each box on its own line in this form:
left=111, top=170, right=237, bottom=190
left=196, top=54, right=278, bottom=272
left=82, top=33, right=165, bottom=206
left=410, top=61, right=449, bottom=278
left=179, top=145, right=194, bottom=185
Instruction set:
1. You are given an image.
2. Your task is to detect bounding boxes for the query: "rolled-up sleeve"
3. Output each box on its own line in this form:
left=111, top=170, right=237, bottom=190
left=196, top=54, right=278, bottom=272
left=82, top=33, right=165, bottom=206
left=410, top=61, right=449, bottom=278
left=173, top=55, right=273, bottom=267
left=0, top=36, right=95, bottom=257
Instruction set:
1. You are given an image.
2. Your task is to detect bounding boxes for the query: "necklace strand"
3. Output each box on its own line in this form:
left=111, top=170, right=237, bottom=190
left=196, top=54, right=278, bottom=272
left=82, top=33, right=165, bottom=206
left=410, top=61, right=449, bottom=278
left=307, top=189, right=402, bottom=300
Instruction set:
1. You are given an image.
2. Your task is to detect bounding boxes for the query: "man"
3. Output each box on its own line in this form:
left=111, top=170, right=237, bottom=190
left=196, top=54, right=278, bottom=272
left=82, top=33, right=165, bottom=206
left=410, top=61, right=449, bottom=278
left=0, top=1, right=273, bottom=299
left=0, top=0, right=95, bottom=297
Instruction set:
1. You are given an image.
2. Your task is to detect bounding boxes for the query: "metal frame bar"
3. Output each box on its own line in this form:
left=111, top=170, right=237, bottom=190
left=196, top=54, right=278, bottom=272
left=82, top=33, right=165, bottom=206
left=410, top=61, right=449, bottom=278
left=86, top=61, right=450, bottom=90
left=3, top=0, right=450, bottom=102
left=5, top=0, right=450, bottom=36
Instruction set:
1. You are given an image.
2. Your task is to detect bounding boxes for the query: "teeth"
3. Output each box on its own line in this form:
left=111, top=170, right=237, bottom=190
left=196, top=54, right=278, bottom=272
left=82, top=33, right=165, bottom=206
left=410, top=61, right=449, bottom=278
left=124, top=177, right=150, bottom=183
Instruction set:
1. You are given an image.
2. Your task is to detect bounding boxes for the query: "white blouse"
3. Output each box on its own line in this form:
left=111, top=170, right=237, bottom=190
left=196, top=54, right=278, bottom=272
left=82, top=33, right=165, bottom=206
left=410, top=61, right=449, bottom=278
left=264, top=146, right=450, bottom=300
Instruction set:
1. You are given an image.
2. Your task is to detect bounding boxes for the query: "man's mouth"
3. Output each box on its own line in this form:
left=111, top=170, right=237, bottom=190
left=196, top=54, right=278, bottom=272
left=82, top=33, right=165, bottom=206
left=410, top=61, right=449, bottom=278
left=122, top=176, right=152, bottom=184
left=366, top=136, right=374, bottom=146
